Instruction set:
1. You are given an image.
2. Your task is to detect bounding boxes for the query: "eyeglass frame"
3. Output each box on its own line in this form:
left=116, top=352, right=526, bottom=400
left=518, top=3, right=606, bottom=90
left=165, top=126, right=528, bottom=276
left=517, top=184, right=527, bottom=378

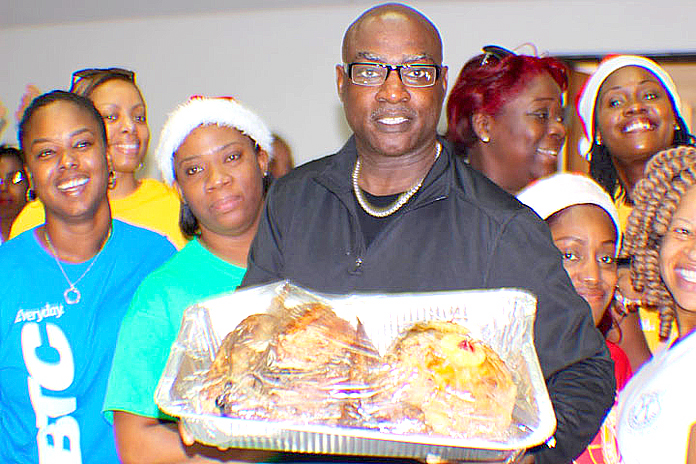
left=343, top=62, right=442, bottom=88
left=0, top=170, right=27, bottom=187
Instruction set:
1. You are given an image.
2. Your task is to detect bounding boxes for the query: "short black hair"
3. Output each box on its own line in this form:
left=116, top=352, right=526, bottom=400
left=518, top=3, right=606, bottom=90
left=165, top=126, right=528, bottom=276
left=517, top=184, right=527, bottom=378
left=179, top=202, right=200, bottom=238
left=18, top=90, right=107, bottom=156
left=0, top=145, right=24, bottom=165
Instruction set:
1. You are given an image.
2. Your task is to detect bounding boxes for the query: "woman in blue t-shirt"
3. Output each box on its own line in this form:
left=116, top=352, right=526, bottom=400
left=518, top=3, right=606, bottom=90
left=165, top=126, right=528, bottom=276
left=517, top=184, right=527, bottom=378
left=103, top=96, right=275, bottom=463
left=0, top=91, right=175, bottom=463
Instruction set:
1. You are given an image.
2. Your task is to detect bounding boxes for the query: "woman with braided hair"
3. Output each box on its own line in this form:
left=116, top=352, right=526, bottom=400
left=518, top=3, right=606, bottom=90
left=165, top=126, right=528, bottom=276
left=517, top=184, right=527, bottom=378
left=617, top=145, right=696, bottom=464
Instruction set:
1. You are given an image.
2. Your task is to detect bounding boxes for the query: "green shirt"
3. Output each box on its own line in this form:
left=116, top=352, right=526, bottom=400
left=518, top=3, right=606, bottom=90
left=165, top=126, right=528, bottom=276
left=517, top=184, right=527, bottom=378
left=103, top=238, right=246, bottom=422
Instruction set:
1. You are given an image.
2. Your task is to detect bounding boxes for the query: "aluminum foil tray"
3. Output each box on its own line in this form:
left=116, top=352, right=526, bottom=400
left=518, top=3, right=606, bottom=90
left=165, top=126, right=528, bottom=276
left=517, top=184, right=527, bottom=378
left=155, top=282, right=556, bottom=462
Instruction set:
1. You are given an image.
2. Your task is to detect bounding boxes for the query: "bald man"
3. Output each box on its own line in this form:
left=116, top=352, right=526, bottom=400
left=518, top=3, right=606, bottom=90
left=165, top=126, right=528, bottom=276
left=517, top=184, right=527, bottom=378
left=243, top=4, right=614, bottom=463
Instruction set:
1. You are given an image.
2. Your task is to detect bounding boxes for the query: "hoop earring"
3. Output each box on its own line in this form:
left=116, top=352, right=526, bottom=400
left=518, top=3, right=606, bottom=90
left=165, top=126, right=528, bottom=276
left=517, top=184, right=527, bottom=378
left=108, top=170, right=116, bottom=189
left=26, top=188, right=36, bottom=202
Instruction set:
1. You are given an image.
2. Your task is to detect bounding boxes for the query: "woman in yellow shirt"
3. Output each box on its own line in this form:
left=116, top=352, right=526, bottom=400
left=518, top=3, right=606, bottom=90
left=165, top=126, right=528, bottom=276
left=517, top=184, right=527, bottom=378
left=11, top=68, right=187, bottom=249
left=577, top=55, right=695, bottom=368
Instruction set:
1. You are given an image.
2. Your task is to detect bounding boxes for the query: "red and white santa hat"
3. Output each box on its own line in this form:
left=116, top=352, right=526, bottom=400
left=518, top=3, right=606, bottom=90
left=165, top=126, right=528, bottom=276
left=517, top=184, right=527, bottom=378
left=576, top=55, right=685, bottom=161
left=155, top=95, right=274, bottom=185
left=517, top=172, right=621, bottom=252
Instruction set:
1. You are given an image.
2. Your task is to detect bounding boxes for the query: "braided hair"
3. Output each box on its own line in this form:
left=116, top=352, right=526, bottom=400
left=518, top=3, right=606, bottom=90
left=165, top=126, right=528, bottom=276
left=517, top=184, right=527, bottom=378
left=623, top=146, right=696, bottom=340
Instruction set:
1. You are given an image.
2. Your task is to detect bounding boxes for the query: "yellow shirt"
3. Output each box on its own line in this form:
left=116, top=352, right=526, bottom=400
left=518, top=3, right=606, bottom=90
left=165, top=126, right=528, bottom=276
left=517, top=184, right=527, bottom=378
left=615, top=196, right=677, bottom=351
left=615, top=197, right=632, bottom=240
left=10, top=178, right=188, bottom=249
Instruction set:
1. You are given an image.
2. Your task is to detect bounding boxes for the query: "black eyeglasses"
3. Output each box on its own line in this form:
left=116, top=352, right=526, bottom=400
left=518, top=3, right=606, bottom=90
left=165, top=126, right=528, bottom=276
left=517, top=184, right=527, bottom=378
left=478, top=45, right=515, bottom=67
left=0, top=170, right=26, bottom=187
left=70, top=67, right=135, bottom=89
left=344, top=62, right=441, bottom=88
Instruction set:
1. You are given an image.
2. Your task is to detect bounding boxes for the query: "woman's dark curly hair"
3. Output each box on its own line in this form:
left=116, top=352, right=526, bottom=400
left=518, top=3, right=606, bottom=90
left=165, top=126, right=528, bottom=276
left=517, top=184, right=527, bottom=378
left=623, top=146, right=696, bottom=340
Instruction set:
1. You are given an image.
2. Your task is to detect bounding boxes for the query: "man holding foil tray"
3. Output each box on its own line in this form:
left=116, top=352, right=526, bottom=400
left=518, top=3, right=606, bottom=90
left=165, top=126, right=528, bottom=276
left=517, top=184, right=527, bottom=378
left=241, top=4, right=614, bottom=464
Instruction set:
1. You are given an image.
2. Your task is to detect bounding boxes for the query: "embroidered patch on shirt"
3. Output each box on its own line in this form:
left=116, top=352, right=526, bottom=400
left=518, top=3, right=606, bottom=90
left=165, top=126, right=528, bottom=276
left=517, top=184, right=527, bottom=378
left=628, top=391, right=660, bottom=430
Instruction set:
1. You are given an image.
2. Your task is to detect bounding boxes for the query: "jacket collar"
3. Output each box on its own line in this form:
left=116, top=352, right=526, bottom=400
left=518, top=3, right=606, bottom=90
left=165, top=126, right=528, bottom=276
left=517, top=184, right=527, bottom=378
left=314, top=134, right=452, bottom=206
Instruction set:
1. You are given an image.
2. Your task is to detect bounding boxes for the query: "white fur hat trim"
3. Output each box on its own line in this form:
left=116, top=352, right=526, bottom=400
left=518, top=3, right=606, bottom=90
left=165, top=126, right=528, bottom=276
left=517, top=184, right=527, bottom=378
left=517, top=172, right=621, bottom=252
left=576, top=55, right=686, bottom=161
left=155, top=96, right=274, bottom=185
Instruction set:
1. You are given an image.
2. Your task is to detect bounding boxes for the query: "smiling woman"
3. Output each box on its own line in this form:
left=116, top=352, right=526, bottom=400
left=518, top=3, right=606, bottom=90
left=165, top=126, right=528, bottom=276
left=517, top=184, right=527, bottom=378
left=20, top=93, right=111, bottom=225
left=10, top=68, right=187, bottom=249
left=0, top=90, right=175, bottom=463
left=577, top=55, right=696, bottom=369
left=617, top=145, right=696, bottom=464
left=578, top=55, right=694, bottom=207
left=446, top=48, right=568, bottom=194
left=517, top=172, right=632, bottom=464
left=102, top=96, right=275, bottom=463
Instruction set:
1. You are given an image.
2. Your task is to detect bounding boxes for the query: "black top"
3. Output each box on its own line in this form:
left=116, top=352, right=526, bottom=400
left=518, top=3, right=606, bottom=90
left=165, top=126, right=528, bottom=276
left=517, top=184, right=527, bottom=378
left=243, top=136, right=615, bottom=464
left=354, top=190, right=406, bottom=248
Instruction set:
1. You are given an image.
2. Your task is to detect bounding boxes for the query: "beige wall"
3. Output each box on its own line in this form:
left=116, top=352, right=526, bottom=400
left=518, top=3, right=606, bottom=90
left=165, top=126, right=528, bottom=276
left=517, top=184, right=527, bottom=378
left=2, top=0, right=695, bottom=178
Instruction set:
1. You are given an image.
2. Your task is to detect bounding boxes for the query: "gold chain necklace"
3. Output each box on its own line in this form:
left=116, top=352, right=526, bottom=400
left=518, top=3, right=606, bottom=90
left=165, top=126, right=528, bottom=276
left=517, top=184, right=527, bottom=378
left=44, top=228, right=111, bottom=305
left=353, top=142, right=441, bottom=218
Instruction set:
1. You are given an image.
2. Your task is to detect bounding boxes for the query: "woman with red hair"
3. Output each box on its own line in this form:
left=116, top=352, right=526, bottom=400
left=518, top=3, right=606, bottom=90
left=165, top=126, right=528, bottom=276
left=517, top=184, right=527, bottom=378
left=446, top=47, right=568, bottom=194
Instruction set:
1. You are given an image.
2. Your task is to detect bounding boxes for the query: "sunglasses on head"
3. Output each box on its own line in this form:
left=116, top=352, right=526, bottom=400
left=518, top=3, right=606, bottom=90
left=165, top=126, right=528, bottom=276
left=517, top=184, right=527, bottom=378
left=478, top=45, right=516, bottom=67
left=70, top=68, right=135, bottom=89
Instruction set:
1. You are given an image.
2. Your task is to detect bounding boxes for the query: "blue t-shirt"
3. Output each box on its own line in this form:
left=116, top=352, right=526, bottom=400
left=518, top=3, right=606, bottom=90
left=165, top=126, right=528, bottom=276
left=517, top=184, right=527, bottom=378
left=0, top=220, right=175, bottom=464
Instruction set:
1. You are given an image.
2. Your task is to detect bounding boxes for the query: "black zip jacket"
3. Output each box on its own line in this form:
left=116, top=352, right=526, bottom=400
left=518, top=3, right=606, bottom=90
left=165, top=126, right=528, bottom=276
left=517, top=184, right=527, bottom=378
left=243, top=137, right=615, bottom=463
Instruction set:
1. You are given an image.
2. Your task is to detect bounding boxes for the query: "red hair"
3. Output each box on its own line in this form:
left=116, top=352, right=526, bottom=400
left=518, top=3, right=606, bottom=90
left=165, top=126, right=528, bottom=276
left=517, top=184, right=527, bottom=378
left=446, top=54, right=568, bottom=150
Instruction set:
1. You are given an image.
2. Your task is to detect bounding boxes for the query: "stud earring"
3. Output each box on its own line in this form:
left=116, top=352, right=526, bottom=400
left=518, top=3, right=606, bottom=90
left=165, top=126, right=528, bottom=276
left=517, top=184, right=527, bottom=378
left=595, top=134, right=602, bottom=146
left=481, top=135, right=490, bottom=143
